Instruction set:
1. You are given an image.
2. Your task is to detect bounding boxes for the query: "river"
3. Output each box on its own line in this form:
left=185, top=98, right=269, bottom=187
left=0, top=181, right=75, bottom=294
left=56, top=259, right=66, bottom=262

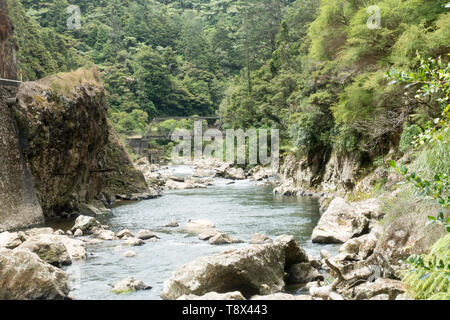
left=59, top=165, right=339, bottom=300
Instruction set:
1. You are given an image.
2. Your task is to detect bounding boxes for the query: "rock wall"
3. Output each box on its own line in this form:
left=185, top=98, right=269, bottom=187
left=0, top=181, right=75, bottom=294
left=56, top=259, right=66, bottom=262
left=1, top=69, right=148, bottom=231
left=0, top=3, right=43, bottom=231
left=0, top=86, right=44, bottom=232
left=0, top=0, right=16, bottom=80
left=276, top=150, right=361, bottom=195
left=11, top=71, right=149, bottom=218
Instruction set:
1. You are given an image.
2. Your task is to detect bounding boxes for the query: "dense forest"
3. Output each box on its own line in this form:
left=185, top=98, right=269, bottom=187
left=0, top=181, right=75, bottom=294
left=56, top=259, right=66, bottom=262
left=6, top=0, right=448, bottom=161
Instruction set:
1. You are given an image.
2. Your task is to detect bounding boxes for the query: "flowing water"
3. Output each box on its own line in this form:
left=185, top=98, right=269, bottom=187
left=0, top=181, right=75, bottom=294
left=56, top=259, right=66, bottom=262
left=59, top=166, right=339, bottom=300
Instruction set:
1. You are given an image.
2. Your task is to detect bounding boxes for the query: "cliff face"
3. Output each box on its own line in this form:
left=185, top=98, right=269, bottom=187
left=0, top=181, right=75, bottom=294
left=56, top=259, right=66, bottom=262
left=0, top=0, right=16, bottom=79
left=277, top=150, right=362, bottom=195
left=11, top=69, right=149, bottom=218
left=14, top=71, right=109, bottom=217
left=0, top=1, right=43, bottom=231
left=0, top=86, right=44, bottom=232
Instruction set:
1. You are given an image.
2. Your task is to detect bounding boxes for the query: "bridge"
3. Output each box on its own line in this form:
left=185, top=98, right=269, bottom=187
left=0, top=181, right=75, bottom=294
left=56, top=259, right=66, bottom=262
left=0, top=78, right=21, bottom=87
left=0, top=78, right=22, bottom=106
left=126, top=116, right=222, bottom=161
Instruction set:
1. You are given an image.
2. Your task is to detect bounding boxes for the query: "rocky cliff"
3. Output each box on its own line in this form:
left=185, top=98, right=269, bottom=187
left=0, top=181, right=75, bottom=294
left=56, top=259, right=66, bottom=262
left=0, top=0, right=43, bottom=231
left=1, top=68, right=149, bottom=230
left=0, top=0, right=16, bottom=80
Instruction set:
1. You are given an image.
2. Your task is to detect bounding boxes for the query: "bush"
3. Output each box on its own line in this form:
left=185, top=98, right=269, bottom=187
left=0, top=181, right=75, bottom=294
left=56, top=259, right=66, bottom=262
left=399, top=123, right=423, bottom=153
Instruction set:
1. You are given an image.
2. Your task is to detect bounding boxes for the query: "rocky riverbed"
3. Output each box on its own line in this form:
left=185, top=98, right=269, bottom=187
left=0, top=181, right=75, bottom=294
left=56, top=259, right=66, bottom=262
left=0, top=159, right=411, bottom=300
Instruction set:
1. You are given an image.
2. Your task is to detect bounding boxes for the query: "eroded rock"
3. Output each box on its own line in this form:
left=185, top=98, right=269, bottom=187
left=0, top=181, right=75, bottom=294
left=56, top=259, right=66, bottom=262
left=0, top=248, right=70, bottom=300
left=312, top=198, right=370, bottom=244
left=17, top=234, right=72, bottom=267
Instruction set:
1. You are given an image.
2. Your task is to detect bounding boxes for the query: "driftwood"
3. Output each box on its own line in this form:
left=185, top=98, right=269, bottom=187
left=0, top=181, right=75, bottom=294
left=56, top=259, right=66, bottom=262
left=309, top=259, right=346, bottom=300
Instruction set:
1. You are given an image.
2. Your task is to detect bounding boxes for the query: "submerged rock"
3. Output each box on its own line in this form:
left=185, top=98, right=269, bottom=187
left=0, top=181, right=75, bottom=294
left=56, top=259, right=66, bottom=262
left=250, top=233, right=272, bottom=244
left=0, top=248, right=70, bottom=300
left=123, top=250, right=137, bottom=258
left=111, top=277, right=151, bottom=294
left=182, top=219, right=216, bottom=235
left=136, top=229, right=159, bottom=240
left=165, top=220, right=179, bottom=228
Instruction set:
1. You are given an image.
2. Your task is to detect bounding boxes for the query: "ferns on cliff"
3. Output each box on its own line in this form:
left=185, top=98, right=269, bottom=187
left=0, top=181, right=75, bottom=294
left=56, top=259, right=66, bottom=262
left=402, top=234, right=450, bottom=300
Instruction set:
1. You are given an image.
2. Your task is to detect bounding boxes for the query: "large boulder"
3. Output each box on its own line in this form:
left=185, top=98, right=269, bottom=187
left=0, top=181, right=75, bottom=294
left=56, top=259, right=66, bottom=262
left=17, top=234, right=72, bottom=267
left=311, top=198, right=370, bottom=244
left=71, top=215, right=101, bottom=234
left=0, top=248, right=70, bottom=300
left=161, top=235, right=308, bottom=300
left=0, top=232, right=22, bottom=249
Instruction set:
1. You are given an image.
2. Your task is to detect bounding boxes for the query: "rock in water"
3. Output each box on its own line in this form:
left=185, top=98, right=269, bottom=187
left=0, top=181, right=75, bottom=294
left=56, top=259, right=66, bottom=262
left=198, top=230, right=220, bottom=241
left=311, top=197, right=370, bottom=244
left=123, top=237, right=144, bottom=247
left=92, top=228, right=116, bottom=241
left=208, top=233, right=242, bottom=245
left=17, top=234, right=72, bottom=267
left=161, top=235, right=308, bottom=300
left=71, top=215, right=101, bottom=234
left=116, top=229, right=134, bottom=239
left=136, top=229, right=158, bottom=240
left=111, top=277, right=151, bottom=294
left=161, top=244, right=285, bottom=300
left=182, top=219, right=216, bottom=235
left=250, top=233, right=272, bottom=244
left=0, top=248, right=70, bottom=300
left=123, top=251, right=137, bottom=258
left=165, top=220, right=179, bottom=228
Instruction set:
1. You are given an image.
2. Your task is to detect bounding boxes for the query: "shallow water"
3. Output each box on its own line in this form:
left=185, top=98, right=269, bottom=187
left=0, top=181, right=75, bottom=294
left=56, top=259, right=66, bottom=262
left=62, top=166, right=339, bottom=300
